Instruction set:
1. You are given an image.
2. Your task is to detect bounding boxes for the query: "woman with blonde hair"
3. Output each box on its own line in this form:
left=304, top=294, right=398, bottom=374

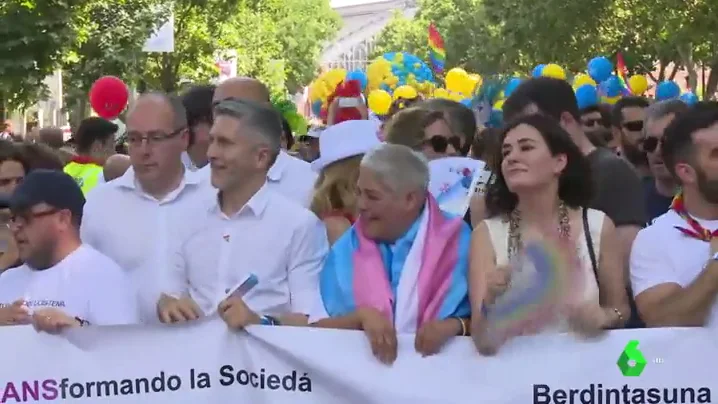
left=310, top=120, right=381, bottom=244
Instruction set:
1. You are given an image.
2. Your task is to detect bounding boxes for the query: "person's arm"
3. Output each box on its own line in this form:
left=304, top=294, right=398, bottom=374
left=79, top=195, right=100, bottom=249
left=592, top=157, right=646, bottom=278
left=312, top=313, right=361, bottom=330
left=323, top=216, right=351, bottom=246
left=285, top=214, right=329, bottom=323
left=468, top=222, right=496, bottom=321
left=631, top=230, right=718, bottom=326
left=469, top=194, right=487, bottom=229
left=595, top=216, right=630, bottom=328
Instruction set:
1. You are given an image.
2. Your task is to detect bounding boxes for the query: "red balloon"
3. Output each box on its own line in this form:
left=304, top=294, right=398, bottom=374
left=89, top=76, right=129, bottom=119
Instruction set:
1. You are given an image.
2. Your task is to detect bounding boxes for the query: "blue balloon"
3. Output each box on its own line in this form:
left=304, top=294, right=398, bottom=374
left=460, top=99, right=472, bottom=108
left=346, top=70, right=367, bottom=90
left=575, top=84, right=599, bottom=110
left=532, top=64, right=545, bottom=78
left=311, top=100, right=322, bottom=116
left=656, top=81, right=681, bottom=101
left=505, top=77, right=522, bottom=97
left=600, top=75, right=622, bottom=97
left=588, top=57, right=614, bottom=83
left=679, top=92, right=699, bottom=105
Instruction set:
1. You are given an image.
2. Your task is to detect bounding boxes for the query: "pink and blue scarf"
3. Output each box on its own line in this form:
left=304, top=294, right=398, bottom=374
left=316, top=196, right=470, bottom=332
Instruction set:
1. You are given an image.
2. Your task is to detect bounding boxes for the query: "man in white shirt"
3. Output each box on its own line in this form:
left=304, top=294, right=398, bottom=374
left=157, top=98, right=329, bottom=328
left=197, top=77, right=317, bottom=207
left=0, top=170, right=138, bottom=330
left=81, top=93, right=212, bottom=323
left=631, top=103, right=718, bottom=328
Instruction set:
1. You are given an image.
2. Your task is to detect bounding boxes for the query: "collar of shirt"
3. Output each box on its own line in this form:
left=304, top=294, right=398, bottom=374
left=111, top=166, right=203, bottom=204
left=181, top=151, right=198, bottom=172
left=209, top=181, right=271, bottom=219
left=267, top=151, right=289, bottom=182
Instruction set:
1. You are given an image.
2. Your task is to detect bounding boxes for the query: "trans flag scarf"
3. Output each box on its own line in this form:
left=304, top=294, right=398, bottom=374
left=315, top=195, right=471, bottom=333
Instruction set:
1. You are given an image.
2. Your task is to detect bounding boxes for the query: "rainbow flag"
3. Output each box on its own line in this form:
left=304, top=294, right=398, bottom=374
left=616, top=53, right=631, bottom=95
left=428, top=24, right=446, bottom=75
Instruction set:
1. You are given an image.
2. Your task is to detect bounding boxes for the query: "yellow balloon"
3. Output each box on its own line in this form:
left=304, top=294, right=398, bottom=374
left=445, top=68, right=469, bottom=93
left=628, top=75, right=648, bottom=95
left=542, top=64, right=566, bottom=80
left=573, top=73, right=596, bottom=88
left=601, top=95, right=622, bottom=105
left=368, top=90, right=393, bottom=115
left=449, top=91, right=464, bottom=102
left=494, top=100, right=505, bottom=110
left=433, top=88, right=450, bottom=99
left=393, top=85, right=418, bottom=100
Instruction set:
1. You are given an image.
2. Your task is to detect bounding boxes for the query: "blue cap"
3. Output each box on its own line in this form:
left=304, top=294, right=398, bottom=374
left=9, top=169, right=85, bottom=220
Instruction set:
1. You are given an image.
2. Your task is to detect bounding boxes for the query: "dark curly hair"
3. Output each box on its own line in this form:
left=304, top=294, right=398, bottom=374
left=485, top=114, right=593, bottom=217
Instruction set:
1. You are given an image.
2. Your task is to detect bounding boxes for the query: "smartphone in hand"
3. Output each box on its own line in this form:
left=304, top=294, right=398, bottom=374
left=224, top=274, right=259, bottom=300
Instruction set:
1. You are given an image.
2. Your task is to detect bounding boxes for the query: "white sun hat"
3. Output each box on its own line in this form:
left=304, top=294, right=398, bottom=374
left=311, top=120, right=382, bottom=172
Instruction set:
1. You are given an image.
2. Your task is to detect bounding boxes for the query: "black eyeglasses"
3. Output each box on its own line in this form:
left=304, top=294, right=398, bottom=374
left=424, top=135, right=462, bottom=154
left=126, top=128, right=184, bottom=145
left=9, top=208, right=60, bottom=227
left=642, top=136, right=663, bottom=153
left=582, top=118, right=602, bottom=127
left=622, top=121, right=644, bottom=132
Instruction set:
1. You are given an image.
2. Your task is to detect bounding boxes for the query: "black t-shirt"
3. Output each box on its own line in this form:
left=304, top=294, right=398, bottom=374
left=642, top=177, right=673, bottom=225
left=586, top=148, right=647, bottom=227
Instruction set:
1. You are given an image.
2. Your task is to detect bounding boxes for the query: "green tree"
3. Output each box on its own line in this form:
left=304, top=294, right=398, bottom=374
left=62, top=0, right=170, bottom=125
left=0, top=0, right=81, bottom=111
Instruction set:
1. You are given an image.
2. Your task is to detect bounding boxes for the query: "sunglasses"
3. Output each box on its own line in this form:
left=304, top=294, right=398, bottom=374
left=642, top=136, right=663, bottom=153
left=424, top=135, right=462, bottom=154
left=622, top=121, right=644, bottom=132
left=582, top=118, right=602, bottom=127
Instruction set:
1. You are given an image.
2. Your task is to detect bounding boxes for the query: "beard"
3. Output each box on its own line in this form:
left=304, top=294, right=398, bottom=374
left=696, top=166, right=718, bottom=204
left=23, top=237, right=57, bottom=270
left=622, top=141, right=648, bottom=168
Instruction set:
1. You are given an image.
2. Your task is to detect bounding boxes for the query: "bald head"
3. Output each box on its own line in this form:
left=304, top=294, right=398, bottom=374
left=213, top=77, right=271, bottom=105
left=103, top=154, right=131, bottom=182
left=129, top=92, right=187, bottom=130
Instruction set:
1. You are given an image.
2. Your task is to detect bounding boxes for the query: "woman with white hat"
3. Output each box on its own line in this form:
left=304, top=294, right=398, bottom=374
left=310, top=120, right=381, bottom=245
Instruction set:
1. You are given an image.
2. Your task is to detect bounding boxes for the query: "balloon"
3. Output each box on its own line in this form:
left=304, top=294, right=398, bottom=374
left=88, top=76, right=129, bottom=119
left=346, top=70, right=368, bottom=90
left=627, top=75, right=648, bottom=95
left=587, top=57, right=613, bottom=83
left=311, top=100, right=322, bottom=116
left=493, top=100, right=505, bottom=110
left=541, top=64, right=566, bottom=80
left=601, top=95, right=621, bottom=105
left=573, top=74, right=596, bottom=88
left=575, top=85, right=599, bottom=110
left=600, top=75, right=622, bottom=97
left=532, top=64, right=545, bottom=78
left=393, top=85, right=418, bottom=100
left=679, top=92, right=699, bottom=106
left=445, top=68, right=469, bottom=93
left=460, top=99, right=472, bottom=108
left=433, top=88, right=450, bottom=99
left=504, top=78, right=522, bottom=97
left=367, top=89, right=392, bottom=115
left=656, top=81, right=681, bottom=101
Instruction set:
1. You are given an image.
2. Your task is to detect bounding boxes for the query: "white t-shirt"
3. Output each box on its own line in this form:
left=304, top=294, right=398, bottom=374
left=630, top=209, right=718, bottom=328
left=0, top=245, right=139, bottom=326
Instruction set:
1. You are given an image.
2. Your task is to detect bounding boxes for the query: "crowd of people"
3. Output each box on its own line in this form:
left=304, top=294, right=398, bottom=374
left=0, top=74, right=715, bottom=366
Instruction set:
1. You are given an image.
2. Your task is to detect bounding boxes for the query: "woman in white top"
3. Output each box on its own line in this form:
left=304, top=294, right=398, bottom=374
left=469, top=114, right=629, bottom=349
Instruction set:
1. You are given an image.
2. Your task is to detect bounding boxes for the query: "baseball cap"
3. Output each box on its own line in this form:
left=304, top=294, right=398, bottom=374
left=7, top=170, right=85, bottom=220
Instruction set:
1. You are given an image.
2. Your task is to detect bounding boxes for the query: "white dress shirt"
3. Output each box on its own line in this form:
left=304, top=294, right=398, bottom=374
left=0, top=245, right=139, bottom=325
left=80, top=166, right=214, bottom=323
left=166, top=183, right=329, bottom=317
left=198, top=151, right=317, bottom=207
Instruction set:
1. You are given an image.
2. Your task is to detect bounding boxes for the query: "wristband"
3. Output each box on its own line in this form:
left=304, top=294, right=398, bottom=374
left=260, top=315, right=280, bottom=326
left=74, top=317, right=90, bottom=327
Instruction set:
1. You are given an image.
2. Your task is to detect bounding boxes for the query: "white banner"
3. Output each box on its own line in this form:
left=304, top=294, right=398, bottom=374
left=0, top=319, right=713, bottom=403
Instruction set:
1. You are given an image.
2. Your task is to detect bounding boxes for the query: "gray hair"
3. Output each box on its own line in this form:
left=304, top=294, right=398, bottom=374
left=360, top=143, right=429, bottom=194
left=213, top=98, right=282, bottom=160
left=645, top=99, right=689, bottom=124
left=139, top=92, right=188, bottom=130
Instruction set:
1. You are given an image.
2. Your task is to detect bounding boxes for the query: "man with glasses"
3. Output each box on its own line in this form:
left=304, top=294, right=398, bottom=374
left=611, top=97, right=651, bottom=176
left=0, top=170, right=138, bottom=329
left=80, top=93, right=212, bottom=323
left=642, top=100, right=689, bottom=224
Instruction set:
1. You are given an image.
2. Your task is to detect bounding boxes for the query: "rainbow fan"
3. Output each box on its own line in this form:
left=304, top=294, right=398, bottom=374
left=476, top=237, right=583, bottom=354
